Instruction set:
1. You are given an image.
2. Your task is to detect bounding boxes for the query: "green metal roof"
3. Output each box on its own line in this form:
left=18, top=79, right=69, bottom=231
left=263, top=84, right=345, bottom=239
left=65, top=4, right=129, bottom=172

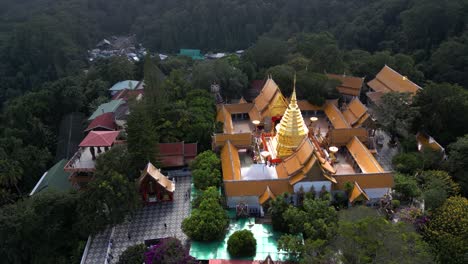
left=30, top=159, right=73, bottom=195
left=88, top=99, right=124, bottom=121
left=179, top=49, right=204, bottom=60
left=190, top=214, right=289, bottom=261
left=109, top=80, right=140, bottom=91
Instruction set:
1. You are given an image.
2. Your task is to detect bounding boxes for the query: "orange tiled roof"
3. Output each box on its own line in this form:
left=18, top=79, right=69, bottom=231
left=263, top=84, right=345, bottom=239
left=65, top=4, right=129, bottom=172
left=289, top=172, right=306, bottom=185
left=349, top=181, right=370, bottom=202
left=367, top=65, right=421, bottom=95
left=324, top=103, right=351, bottom=129
left=346, top=137, right=384, bottom=173
left=213, top=133, right=252, bottom=148
left=297, top=100, right=322, bottom=111
left=416, top=132, right=445, bottom=153
left=327, top=73, right=364, bottom=96
left=224, top=103, right=254, bottom=114
left=139, top=162, right=175, bottom=192
left=342, top=98, right=367, bottom=125
left=221, top=141, right=241, bottom=181
left=224, top=179, right=293, bottom=197
left=216, top=105, right=234, bottom=134
left=275, top=139, right=314, bottom=178
left=334, top=172, right=394, bottom=189
left=255, top=78, right=278, bottom=111
left=259, top=186, right=276, bottom=205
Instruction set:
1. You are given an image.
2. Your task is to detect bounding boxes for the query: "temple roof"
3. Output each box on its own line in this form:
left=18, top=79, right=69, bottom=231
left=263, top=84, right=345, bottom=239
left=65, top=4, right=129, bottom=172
left=139, top=162, right=175, bottom=192
left=327, top=73, right=364, bottom=96
left=367, top=65, right=421, bottom=95
left=275, top=85, right=309, bottom=158
left=342, top=98, right=368, bottom=126
left=259, top=186, right=276, bottom=205
left=349, top=181, right=370, bottom=203
left=221, top=141, right=241, bottom=181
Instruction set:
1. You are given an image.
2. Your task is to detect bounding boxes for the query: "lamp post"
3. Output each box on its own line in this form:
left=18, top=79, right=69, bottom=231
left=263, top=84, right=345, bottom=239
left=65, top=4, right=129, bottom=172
left=252, top=120, right=260, bottom=133
left=310, top=117, right=318, bottom=135
left=329, top=146, right=338, bottom=164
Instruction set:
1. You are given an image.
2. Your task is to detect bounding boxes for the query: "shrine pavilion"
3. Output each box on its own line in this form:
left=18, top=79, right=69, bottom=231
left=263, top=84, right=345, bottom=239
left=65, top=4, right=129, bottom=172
left=214, top=76, right=394, bottom=215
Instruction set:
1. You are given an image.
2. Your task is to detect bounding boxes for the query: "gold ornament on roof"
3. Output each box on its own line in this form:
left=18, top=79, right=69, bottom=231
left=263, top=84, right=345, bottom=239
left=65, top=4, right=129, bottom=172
left=275, top=74, right=309, bottom=158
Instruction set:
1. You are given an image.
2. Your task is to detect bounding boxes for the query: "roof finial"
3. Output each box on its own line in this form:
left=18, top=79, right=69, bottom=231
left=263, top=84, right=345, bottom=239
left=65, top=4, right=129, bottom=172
left=290, top=73, right=297, bottom=107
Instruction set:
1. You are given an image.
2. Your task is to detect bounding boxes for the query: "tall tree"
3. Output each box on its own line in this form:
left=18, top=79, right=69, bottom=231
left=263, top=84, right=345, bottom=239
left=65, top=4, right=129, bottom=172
left=446, top=134, right=468, bottom=196
left=126, top=102, right=158, bottom=170
left=424, top=196, right=468, bottom=264
left=412, top=82, right=468, bottom=146
left=375, top=92, right=418, bottom=143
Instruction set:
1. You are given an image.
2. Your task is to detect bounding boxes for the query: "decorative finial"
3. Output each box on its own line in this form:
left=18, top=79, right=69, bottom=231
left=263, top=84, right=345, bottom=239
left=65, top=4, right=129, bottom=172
left=290, top=73, right=297, bottom=107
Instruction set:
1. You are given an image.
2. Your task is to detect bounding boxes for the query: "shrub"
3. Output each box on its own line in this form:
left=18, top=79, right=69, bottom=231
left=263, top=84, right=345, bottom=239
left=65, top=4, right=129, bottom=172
left=117, top=244, right=146, bottom=264
left=145, top=238, right=196, bottom=264
left=227, top=230, right=257, bottom=257
left=391, top=199, right=400, bottom=209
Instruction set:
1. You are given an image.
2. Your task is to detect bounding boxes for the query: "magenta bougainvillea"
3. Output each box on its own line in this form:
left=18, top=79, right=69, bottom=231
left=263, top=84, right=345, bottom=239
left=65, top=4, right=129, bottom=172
left=144, top=237, right=196, bottom=264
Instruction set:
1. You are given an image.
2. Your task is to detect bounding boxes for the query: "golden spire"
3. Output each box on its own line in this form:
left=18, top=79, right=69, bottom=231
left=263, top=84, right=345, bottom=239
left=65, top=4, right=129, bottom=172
left=274, top=75, right=308, bottom=158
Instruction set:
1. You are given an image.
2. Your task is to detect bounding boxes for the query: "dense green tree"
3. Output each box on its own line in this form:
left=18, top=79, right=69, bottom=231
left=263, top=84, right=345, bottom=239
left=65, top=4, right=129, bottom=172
left=268, top=193, right=290, bottom=232
left=117, top=244, right=146, bottom=264
left=375, top=92, right=418, bottom=142
left=392, top=152, right=424, bottom=174
left=104, top=57, right=136, bottom=85
left=192, top=59, right=248, bottom=99
left=333, top=216, right=435, bottom=264
left=419, top=170, right=460, bottom=211
left=277, top=234, right=304, bottom=261
left=244, top=37, right=288, bottom=69
left=294, top=32, right=345, bottom=73
left=297, top=72, right=340, bottom=106
left=424, top=196, right=468, bottom=264
left=429, top=33, right=468, bottom=87
left=227, top=230, right=257, bottom=257
left=77, top=170, right=140, bottom=235
left=412, top=82, right=468, bottom=146
left=0, top=191, right=85, bottom=264
left=394, top=173, right=421, bottom=201
left=446, top=134, right=468, bottom=196
left=94, top=144, right=135, bottom=179
left=126, top=102, right=158, bottom=170
left=182, top=190, right=229, bottom=241
left=190, top=150, right=221, bottom=190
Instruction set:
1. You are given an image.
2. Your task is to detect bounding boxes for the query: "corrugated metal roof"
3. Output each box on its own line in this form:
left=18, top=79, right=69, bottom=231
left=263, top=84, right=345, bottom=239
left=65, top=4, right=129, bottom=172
left=109, top=80, right=140, bottom=91
left=88, top=99, right=124, bottom=121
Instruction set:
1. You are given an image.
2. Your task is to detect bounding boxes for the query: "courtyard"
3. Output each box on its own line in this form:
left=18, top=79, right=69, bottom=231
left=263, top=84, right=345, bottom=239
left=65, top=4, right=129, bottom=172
left=82, top=175, right=191, bottom=264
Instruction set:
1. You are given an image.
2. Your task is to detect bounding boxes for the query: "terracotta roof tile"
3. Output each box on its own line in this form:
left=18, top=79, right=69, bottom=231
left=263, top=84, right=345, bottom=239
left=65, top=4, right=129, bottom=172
left=346, top=136, right=384, bottom=173
left=85, top=112, right=117, bottom=132
left=367, top=65, right=421, bottom=95
left=221, top=141, right=241, bottom=181
left=334, top=172, right=394, bottom=189
left=79, top=131, right=120, bottom=147
left=349, top=181, right=370, bottom=202
left=224, top=179, right=293, bottom=197
left=259, top=186, right=276, bottom=205
left=324, top=103, right=350, bottom=129
left=327, top=74, right=364, bottom=96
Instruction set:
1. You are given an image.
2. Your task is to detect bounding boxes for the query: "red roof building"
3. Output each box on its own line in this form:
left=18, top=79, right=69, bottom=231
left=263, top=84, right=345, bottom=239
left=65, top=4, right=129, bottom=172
left=157, top=142, right=198, bottom=168
left=84, top=113, right=117, bottom=132
left=79, top=131, right=120, bottom=147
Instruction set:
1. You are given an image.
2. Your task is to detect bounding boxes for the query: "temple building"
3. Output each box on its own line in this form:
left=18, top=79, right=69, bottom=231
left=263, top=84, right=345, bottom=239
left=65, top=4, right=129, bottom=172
left=214, top=76, right=393, bottom=216
left=138, top=162, right=175, bottom=203
left=366, top=65, right=422, bottom=105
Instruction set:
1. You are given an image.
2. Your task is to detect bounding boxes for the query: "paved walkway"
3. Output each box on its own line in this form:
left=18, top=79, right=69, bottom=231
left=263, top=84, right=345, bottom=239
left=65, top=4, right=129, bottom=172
left=83, top=176, right=191, bottom=264
left=374, top=129, right=399, bottom=171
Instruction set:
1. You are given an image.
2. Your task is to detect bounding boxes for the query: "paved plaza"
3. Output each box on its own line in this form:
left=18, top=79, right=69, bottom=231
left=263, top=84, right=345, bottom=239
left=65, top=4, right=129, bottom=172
left=83, top=176, right=191, bottom=264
